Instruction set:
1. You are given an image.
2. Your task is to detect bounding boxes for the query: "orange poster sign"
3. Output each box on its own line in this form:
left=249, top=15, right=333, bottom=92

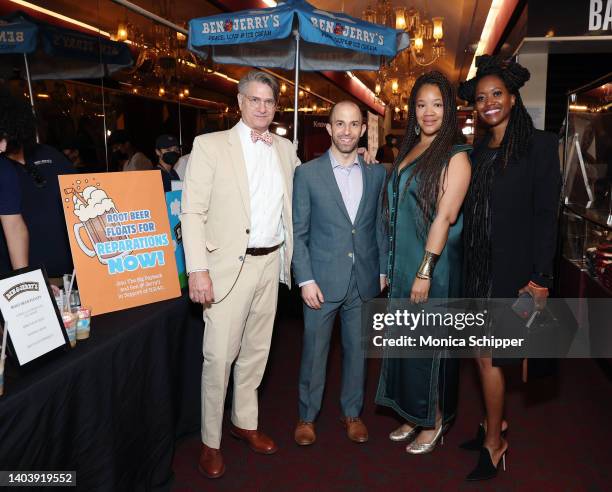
left=58, top=171, right=181, bottom=315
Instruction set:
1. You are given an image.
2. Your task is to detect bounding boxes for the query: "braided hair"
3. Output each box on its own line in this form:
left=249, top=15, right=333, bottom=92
left=458, top=55, right=534, bottom=168
left=382, top=71, right=461, bottom=236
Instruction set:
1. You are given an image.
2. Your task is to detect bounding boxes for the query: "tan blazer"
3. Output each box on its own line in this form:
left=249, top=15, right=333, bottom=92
left=181, top=123, right=299, bottom=302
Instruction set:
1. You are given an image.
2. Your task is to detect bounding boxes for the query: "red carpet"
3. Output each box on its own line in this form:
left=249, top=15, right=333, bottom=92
left=171, top=311, right=612, bottom=491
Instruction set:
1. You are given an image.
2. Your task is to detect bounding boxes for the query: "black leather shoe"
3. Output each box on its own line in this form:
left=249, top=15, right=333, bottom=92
left=459, top=423, right=508, bottom=451
left=466, top=446, right=507, bottom=481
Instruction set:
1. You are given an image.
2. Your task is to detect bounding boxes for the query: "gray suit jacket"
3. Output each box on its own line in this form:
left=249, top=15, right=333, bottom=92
left=292, top=152, right=388, bottom=302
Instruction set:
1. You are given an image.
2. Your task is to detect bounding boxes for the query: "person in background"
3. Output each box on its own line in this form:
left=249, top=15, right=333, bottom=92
left=0, top=94, right=74, bottom=279
left=108, top=129, right=153, bottom=172
left=375, top=134, right=399, bottom=163
left=175, top=129, right=209, bottom=181
left=60, top=137, right=97, bottom=173
left=0, top=134, right=28, bottom=274
left=458, top=55, right=561, bottom=481
left=154, top=134, right=181, bottom=192
left=174, top=150, right=188, bottom=181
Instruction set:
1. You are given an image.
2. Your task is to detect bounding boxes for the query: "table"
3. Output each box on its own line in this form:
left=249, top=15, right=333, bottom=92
left=0, top=292, right=203, bottom=491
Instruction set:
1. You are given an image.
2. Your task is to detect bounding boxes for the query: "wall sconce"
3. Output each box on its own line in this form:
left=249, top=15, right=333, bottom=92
left=395, top=7, right=406, bottom=30
left=116, top=22, right=128, bottom=42
left=280, top=82, right=287, bottom=94
left=432, top=17, right=444, bottom=41
left=391, top=79, right=399, bottom=94
left=414, top=32, right=424, bottom=52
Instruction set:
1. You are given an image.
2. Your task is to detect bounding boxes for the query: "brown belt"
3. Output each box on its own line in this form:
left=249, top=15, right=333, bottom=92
left=245, top=244, right=281, bottom=256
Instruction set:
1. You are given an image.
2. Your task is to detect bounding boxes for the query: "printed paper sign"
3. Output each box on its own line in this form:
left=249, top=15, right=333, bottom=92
left=0, top=268, right=66, bottom=365
left=59, top=171, right=181, bottom=315
left=165, top=191, right=187, bottom=289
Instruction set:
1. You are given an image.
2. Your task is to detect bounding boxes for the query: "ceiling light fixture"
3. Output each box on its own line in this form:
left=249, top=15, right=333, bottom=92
left=8, top=0, right=111, bottom=36
left=363, top=1, right=445, bottom=107
left=466, top=0, right=505, bottom=80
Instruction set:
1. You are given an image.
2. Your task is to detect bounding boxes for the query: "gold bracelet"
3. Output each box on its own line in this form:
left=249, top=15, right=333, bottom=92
left=416, top=251, right=440, bottom=280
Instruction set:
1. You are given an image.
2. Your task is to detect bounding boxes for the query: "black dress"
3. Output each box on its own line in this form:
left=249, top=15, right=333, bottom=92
left=464, top=130, right=562, bottom=364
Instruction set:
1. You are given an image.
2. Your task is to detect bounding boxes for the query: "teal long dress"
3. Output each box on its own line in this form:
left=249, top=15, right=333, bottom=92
left=375, top=144, right=471, bottom=426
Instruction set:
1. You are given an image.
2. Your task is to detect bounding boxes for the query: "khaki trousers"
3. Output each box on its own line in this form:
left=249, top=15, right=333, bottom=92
left=201, top=250, right=280, bottom=448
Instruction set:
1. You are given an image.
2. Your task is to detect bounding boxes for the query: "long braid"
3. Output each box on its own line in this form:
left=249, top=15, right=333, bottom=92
left=462, top=148, right=496, bottom=297
left=498, top=92, right=534, bottom=168
left=382, top=71, right=461, bottom=237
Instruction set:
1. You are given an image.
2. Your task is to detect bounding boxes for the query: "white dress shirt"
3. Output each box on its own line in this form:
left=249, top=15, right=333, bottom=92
left=174, top=153, right=189, bottom=180
left=236, top=120, right=284, bottom=248
left=329, top=149, right=363, bottom=224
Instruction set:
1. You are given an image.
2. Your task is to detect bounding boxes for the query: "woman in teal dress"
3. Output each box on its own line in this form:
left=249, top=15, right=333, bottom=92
left=375, top=72, right=471, bottom=454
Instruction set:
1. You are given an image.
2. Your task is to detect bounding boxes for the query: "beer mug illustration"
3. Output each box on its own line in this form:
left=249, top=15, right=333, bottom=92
left=68, top=185, right=132, bottom=265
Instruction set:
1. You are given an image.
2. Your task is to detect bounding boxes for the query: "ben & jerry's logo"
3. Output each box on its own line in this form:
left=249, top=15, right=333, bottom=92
left=201, top=14, right=281, bottom=34
left=4, top=282, right=40, bottom=301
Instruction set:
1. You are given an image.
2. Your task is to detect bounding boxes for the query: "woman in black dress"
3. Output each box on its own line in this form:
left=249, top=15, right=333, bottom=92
left=458, top=56, right=561, bottom=480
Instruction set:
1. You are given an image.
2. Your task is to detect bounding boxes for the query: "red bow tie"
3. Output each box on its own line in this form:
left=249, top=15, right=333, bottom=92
left=250, top=130, right=273, bottom=146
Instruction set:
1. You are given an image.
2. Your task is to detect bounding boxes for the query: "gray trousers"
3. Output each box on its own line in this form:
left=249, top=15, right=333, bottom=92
left=298, top=271, right=365, bottom=421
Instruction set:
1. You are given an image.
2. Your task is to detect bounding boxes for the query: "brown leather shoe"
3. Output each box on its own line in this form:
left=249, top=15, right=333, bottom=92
left=230, top=425, right=278, bottom=454
left=294, top=421, right=316, bottom=446
left=198, top=443, right=225, bottom=479
left=341, top=416, right=369, bottom=443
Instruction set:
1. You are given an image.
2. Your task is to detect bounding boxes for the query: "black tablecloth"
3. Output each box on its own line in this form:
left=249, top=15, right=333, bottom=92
left=0, top=291, right=203, bottom=491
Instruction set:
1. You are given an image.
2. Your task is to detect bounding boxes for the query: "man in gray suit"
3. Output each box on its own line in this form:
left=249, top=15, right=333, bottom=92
left=292, top=101, right=388, bottom=446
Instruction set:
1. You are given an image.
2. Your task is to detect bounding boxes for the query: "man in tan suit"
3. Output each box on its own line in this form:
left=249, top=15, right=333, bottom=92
left=181, top=70, right=299, bottom=479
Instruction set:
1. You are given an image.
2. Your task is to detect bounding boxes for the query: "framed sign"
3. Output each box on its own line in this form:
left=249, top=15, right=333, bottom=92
left=0, top=267, right=68, bottom=366
left=58, top=171, right=181, bottom=316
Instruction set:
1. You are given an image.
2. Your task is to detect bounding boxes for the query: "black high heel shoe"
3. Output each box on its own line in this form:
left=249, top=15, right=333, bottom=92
left=465, top=446, right=507, bottom=481
left=459, top=423, right=508, bottom=451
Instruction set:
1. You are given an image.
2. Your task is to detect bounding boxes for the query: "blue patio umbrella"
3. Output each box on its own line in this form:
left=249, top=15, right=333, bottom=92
left=189, top=0, right=409, bottom=142
left=1, top=11, right=133, bottom=139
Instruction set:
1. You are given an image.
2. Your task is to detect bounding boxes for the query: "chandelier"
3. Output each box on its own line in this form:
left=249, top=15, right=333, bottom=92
left=362, top=1, right=445, bottom=115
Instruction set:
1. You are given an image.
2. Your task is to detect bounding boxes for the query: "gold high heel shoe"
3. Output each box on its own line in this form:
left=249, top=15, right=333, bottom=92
left=405, top=423, right=449, bottom=455
left=389, top=424, right=420, bottom=442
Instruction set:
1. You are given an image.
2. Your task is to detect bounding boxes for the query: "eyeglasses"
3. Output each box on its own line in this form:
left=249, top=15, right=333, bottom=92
left=241, top=94, right=276, bottom=110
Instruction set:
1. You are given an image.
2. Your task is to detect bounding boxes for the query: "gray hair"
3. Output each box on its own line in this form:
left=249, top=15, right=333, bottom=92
left=238, top=70, right=280, bottom=102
